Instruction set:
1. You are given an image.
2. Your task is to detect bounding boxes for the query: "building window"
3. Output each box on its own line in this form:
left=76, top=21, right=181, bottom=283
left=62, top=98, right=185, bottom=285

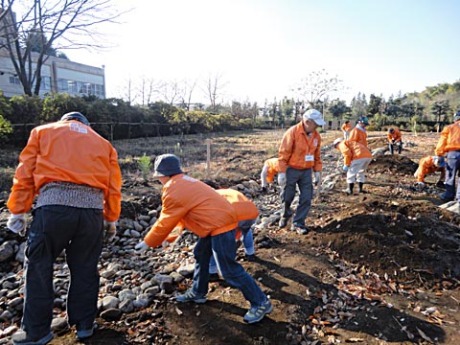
left=40, top=76, right=51, bottom=90
left=9, top=76, right=21, bottom=85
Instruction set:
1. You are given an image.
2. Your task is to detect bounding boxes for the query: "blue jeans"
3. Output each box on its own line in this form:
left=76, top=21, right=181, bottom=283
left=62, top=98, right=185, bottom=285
left=22, top=206, right=103, bottom=339
left=209, top=220, right=256, bottom=274
left=443, top=150, right=460, bottom=200
left=191, top=230, right=267, bottom=307
left=280, top=167, right=313, bottom=226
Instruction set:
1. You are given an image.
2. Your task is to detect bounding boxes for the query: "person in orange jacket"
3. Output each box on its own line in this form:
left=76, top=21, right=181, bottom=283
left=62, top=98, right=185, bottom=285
left=349, top=117, right=369, bottom=147
left=260, top=157, right=281, bottom=192
left=333, top=138, right=373, bottom=194
left=6, top=112, right=122, bottom=344
left=341, top=120, right=352, bottom=140
left=278, top=109, right=324, bottom=235
left=387, top=127, right=403, bottom=154
left=435, top=110, right=460, bottom=201
left=134, top=154, right=272, bottom=324
left=209, top=189, right=259, bottom=277
left=414, top=156, right=446, bottom=187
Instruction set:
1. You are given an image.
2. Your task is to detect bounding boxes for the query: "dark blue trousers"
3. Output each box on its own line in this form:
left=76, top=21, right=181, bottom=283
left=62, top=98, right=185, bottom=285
left=22, top=205, right=103, bottom=339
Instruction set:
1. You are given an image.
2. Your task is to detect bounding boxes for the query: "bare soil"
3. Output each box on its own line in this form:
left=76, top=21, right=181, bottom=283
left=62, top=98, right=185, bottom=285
left=1, top=130, right=460, bottom=345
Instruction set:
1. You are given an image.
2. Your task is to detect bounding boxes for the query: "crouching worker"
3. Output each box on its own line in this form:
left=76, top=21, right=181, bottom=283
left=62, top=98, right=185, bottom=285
left=260, top=158, right=281, bottom=193
left=333, top=138, right=372, bottom=195
left=209, top=189, right=259, bottom=278
left=135, top=154, right=272, bottom=324
left=414, top=155, right=446, bottom=188
left=387, top=127, right=403, bottom=154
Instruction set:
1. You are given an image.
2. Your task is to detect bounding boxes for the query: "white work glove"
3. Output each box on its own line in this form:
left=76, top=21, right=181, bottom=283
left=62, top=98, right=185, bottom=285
left=342, top=165, right=349, bottom=173
left=103, top=221, right=117, bottom=243
left=7, top=214, right=27, bottom=236
left=135, top=241, right=150, bottom=252
left=277, top=173, right=286, bottom=187
left=313, top=171, right=322, bottom=186
left=414, top=181, right=425, bottom=191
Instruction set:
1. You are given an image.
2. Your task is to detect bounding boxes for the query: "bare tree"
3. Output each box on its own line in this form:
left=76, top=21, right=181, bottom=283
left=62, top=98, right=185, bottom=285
left=0, top=0, right=123, bottom=96
left=177, top=78, right=197, bottom=110
left=136, top=76, right=159, bottom=106
left=293, top=69, right=344, bottom=109
left=204, top=73, right=227, bottom=111
left=157, top=79, right=182, bottom=105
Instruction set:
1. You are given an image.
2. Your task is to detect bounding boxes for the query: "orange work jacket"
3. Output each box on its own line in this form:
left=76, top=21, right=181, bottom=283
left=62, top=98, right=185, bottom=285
left=263, top=158, right=280, bottom=183
left=415, top=156, right=445, bottom=182
left=435, top=122, right=460, bottom=156
left=341, top=123, right=352, bottom=132
left=144, top=174, right=238, bottom=248
left=216, top=189, right=259, bottom=221
left=7, top=120, right=122, bottom=221
left=336, top=140, right=372, bottom=167
left=348, top=126, right=368, bottom=147
left=387, top=128, right=402, bottom=142
left=278, top=122, right=322, bottom=173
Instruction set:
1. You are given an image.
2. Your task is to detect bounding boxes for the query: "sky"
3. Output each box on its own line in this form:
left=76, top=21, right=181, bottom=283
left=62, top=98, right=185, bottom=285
left=62, top=0, right=460, bottom=105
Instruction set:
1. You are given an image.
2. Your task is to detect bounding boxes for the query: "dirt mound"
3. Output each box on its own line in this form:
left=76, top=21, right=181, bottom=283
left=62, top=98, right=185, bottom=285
left=368, top=154, right=418, bottom=175
left=314, top=197, right=460, bottom=287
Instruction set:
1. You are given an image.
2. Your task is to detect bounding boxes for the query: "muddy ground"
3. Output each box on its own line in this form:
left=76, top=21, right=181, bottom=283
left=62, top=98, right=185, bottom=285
left=1, top=130, right=459, bottom=345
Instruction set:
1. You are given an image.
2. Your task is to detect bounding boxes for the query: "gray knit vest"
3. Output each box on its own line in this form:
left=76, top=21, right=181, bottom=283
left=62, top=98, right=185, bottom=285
left=36, top=182, right=104, bottom=209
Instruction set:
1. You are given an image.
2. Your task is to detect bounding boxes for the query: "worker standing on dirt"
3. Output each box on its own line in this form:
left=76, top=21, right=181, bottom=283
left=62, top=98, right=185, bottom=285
left=414, top=156, right=446, bottom=187
left=387, top=127, right=403, bottom=154
left=209, top=188, right=259, bottom=279
left=341, top=120, right=352, bottom=140
left=435, top=110, right=460, bottom=201
left=260, top=157, right=281, bottom=192
left=332, top=138, right=372, bottom=195
left=6, top=112, right=122, bottom=345
left=135, top=154, right=272, bottom=324
left=349, top=117, right=369, bottom=147
left=278, top=109, right=325, bottom=235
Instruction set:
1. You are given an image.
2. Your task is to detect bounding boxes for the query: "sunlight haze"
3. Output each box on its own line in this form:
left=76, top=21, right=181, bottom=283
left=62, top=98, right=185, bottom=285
left=64, top=0, right=460, bottom=105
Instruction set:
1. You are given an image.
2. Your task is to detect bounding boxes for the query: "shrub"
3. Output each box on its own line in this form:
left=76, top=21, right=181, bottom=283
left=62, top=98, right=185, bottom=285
left=137, top=153, right=152, bottom=181
left=0, top=114, right=13, bottom=145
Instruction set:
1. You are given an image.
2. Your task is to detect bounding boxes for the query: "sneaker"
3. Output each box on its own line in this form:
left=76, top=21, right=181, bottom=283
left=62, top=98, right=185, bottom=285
left=76, top=324, right=97, bottom=340
left=278, top=217, right=289, bottom=228
left=12, top=330, right=53, bottom=345
left=175, top=289, right=207, bottom=304
left=243, top=299, right=273, bottom=324
left=291, top=223, right=308, bottom=235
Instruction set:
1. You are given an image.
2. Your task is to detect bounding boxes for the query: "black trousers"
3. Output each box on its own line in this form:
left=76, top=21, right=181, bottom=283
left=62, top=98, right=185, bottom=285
left=22, top=205, right=103, bottom=339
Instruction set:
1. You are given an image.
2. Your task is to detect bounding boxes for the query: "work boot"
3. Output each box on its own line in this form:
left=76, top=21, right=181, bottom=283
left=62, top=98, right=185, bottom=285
left=343, top=183, right=354, bottom=195
left=358, top=182, right=366, bottom=193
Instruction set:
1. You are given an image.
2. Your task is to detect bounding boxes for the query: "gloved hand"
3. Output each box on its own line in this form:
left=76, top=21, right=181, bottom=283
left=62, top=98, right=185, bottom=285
left=313, top=171, right=322, bottom=186
left=277, top=173, right=286, bottom=187
left=342, top=165, right=349, bottom=173
left=414, top=181, right=425, bottom=190
left=7, top=214, right=27, bottom=236
left=103, top=221, right=117, bottom=243
left=135, top=241, right=150, bottom=252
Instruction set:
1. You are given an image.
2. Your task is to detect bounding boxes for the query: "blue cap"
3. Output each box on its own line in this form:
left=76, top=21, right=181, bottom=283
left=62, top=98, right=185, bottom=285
left=60, top=112, right=90, bottom=126
left=153, top=154, right=183, bottom=177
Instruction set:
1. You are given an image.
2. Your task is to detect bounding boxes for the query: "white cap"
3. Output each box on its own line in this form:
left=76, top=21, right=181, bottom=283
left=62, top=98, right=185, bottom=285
left=303, top=109, right=325, bottom=126
left=333, top=138, right=343, bottom=147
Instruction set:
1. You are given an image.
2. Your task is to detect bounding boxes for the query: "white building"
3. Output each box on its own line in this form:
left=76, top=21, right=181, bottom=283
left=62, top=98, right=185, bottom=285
left=0, top=49, right=106, bottom=98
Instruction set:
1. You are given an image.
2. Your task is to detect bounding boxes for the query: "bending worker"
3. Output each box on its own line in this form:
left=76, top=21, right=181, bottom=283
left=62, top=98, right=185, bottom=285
left=260, top=158, right=281, bottom=192
left=414, top=155, right=446, bottom=187
left=333, top=138, right=372, bottom=195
